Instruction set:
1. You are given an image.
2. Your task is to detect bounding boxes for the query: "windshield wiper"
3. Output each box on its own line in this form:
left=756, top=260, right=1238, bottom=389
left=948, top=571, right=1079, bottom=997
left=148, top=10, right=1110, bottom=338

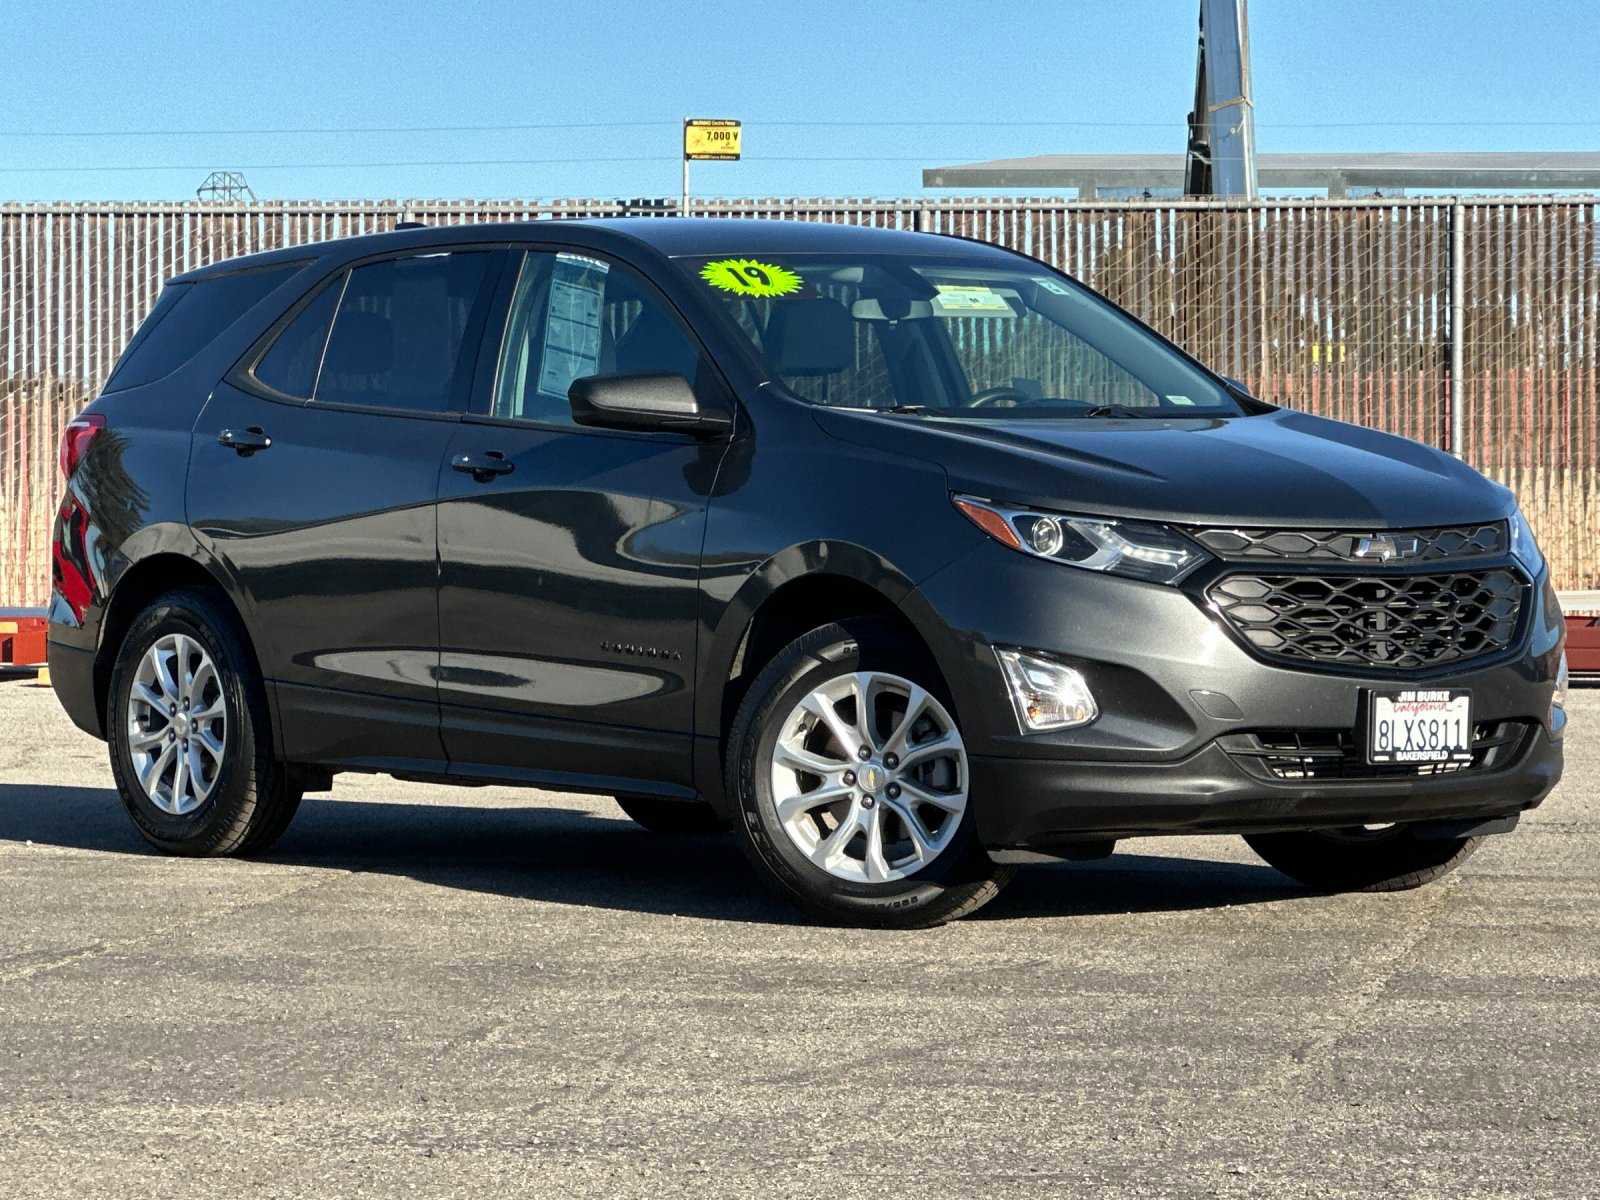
left=882, top=404, right=929, bottom=414
left=1080, top=404, right=1162, bottom=419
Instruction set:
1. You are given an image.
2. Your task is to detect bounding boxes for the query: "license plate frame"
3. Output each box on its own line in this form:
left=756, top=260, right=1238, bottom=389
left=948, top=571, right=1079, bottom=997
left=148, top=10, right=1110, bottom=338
left=1366, top=688, right=1474, bottom=765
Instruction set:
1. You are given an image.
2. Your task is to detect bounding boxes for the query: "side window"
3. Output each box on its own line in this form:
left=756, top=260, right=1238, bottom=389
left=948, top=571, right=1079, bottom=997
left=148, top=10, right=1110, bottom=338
left=315, top=252, right=492, bottom=414
left=105, top=264, right=299, bottom=393
left=252, top=278, right=342, bottom=399
left=490, top=251, right=699, bottom=425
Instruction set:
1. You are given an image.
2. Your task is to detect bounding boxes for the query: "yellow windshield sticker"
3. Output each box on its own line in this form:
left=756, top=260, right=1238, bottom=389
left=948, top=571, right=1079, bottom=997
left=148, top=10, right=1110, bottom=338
left=700, top=258, right=803, bottom=298
left=933, top=285, right=1014, bottom=314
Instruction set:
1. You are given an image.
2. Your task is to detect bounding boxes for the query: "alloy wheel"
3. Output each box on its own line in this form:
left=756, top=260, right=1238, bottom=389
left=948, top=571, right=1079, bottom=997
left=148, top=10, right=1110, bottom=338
left=768, top=670, right=968, bottom=884
left=126, top=633, right=227, bottom=816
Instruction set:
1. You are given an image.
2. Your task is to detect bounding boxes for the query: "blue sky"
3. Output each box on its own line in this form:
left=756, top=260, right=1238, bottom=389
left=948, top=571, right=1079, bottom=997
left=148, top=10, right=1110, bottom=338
left=2, top=0, right=1596, bottom=201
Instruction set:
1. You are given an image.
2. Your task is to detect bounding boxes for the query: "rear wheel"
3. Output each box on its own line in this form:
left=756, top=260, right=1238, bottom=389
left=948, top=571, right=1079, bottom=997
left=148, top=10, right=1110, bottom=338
left=615, top=795, right=726, bottom=834
left=107, top=589, right=301, bottom=857
left=727, top=620, right=1011, bottom=928
left=1244, top=825, right=1483, bottom=892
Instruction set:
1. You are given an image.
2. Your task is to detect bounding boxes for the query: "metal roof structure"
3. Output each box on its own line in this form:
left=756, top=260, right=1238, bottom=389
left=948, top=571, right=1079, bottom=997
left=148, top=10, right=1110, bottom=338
left=922, top=152, right=1600, bottom=197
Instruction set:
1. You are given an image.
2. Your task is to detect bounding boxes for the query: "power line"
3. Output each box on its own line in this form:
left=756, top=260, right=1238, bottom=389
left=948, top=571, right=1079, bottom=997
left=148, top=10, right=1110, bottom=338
left=0, top=121, right=678, bottom=138
left=0, top=157, right=682, bottom=174
left=0, top=155, right=1019, bottom=175
left=766, top=119, right=1600, bottom=129
left=5, top=118, right=1600, bottom=139
left=22, top=149, right=1600, bottom=176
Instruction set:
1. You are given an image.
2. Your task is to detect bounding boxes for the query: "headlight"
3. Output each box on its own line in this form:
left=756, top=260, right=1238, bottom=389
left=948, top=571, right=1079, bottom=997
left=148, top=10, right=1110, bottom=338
left=953, top=494, right=1209, bottom=584
left=1510, top=507, right=1545, bottom=577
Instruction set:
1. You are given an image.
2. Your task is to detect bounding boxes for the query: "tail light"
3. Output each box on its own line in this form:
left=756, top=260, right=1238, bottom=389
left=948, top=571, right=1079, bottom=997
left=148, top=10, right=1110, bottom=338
left=60, top=413, right=106, bottom=480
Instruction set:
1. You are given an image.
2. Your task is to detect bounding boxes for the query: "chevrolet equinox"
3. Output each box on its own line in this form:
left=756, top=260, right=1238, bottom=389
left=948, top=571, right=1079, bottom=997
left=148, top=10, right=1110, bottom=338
left=48, top=219, right=1569, bottom=926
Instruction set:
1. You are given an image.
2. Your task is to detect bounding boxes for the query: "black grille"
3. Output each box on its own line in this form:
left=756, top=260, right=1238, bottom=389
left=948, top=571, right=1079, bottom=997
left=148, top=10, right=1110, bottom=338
left=1222, top=721, right=1529, bottom=781
left=1191, top=522, right=1506, bottom=564
left=1208, top=569, right=1524, bottom=671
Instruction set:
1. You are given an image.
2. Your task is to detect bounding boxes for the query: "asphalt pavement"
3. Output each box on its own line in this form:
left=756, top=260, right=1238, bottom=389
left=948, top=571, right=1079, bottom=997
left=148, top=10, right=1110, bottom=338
left=1, top=674, right=1595, bottom=1199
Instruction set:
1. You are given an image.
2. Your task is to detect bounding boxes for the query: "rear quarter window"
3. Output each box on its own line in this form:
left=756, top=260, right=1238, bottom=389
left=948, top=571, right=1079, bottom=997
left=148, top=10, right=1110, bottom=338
left=104, top=263, right=300, bottom=392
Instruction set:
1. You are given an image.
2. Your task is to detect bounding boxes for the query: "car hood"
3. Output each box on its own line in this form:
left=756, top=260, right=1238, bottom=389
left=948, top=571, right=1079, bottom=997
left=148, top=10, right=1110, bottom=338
left=811, top=406, right=1513, bottom=528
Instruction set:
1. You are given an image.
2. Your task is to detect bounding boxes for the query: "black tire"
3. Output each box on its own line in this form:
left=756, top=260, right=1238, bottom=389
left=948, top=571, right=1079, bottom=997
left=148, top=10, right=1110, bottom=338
left=1244, top=826, right=1483, bottom=892
left=235, top=782, right=305, bottom=856
left=615, top=795, right=727, bottom=834
left=107, top=588, right=300, bottom=857
left=726, top=619, right=1011, bottom=928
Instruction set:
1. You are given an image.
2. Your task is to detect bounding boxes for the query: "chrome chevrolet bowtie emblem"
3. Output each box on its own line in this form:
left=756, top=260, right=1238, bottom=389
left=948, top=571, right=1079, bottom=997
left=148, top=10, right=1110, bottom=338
left=1354, top=534, right=1420, bottom=561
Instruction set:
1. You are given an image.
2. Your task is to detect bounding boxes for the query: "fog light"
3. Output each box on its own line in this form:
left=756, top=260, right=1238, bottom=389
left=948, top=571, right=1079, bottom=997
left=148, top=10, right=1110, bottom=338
left=1551, top=650, right=1569, bottom=739
left=995, top=648, right=1098, bottom=732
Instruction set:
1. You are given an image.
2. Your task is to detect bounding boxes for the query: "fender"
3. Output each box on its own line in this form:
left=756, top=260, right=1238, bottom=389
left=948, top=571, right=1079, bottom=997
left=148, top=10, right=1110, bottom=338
left=89, top=524, right=285, bottom=751
left=694, top=538, right=922, bottom=740
left=98, top=524, right=264, bottom=648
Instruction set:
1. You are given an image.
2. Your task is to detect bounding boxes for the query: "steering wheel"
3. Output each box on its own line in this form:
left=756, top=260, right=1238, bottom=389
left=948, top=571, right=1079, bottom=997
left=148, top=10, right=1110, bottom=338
left=969, top=385, right=1031, bottom=409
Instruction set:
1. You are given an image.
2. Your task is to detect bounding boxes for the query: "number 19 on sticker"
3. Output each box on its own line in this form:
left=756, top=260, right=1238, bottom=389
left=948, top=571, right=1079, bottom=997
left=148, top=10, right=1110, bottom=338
left=699, top=258, right=803, bottom=298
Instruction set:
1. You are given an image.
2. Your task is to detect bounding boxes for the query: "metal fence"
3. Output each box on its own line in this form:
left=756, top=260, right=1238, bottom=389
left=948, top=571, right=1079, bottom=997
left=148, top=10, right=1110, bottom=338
left=2, top=196, right=1597, bottom=607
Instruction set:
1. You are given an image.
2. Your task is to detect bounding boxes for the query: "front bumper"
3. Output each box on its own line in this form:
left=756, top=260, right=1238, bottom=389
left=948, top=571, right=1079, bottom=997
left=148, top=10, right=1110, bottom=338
left=969, top=724, right=1560, bottom=849
left=901, top=539, right=1568, bottom=849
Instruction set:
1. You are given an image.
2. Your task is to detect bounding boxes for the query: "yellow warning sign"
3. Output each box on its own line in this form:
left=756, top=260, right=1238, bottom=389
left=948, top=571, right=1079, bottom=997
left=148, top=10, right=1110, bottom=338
left=684, top=119, right=742, bottom=161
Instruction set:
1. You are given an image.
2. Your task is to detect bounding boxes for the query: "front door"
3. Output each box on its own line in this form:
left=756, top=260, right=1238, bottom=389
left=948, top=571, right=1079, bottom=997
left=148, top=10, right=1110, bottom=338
left=189, top=247, right=502, bottom=769
left=435, top=248, right=730, bottom=793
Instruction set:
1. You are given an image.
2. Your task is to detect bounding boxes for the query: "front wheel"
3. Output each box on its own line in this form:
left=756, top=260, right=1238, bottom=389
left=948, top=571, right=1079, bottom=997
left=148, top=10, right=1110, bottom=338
left=726, top=620, right=1011, bottom=928
left=1244, top=825, right=1483, bottom=892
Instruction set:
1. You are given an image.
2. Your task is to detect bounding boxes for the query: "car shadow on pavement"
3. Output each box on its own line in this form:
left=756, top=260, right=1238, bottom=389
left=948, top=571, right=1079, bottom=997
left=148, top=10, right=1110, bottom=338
left=0, top=783, right=1302, bottom=924
left=978, top=852, right=1303, bottom=919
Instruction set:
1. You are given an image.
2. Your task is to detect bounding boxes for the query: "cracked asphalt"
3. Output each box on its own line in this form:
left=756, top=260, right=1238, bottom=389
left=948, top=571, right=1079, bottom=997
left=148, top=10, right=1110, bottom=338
left=0, top=675, right=1595, bottom=1199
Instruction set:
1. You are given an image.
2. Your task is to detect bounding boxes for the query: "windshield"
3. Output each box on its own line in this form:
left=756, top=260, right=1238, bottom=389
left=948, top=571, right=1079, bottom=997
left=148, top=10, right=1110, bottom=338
left=678, top=253, right=1247, bottom=418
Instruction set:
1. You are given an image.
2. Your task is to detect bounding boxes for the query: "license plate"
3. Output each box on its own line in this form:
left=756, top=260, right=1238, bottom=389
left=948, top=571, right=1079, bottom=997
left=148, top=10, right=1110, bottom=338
left=1367, top=689, right=1473, bottom=764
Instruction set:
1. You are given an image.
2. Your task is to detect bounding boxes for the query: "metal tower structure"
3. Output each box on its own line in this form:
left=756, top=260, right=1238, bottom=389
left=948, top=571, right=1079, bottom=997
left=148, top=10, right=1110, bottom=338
left=195, top=171, right=257, bottom=202
left=1184, top=0, right=1258, bottom=198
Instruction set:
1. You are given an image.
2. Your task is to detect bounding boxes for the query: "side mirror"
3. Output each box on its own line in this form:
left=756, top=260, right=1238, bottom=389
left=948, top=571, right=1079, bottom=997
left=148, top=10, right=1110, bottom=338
left=568, top=373, right=733, bottom=438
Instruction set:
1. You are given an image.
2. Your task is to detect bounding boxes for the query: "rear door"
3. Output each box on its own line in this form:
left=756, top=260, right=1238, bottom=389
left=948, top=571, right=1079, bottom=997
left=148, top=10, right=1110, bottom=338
left=435, top=246, right=731, bottom=793
left=189, top=247, right=504, bottom=770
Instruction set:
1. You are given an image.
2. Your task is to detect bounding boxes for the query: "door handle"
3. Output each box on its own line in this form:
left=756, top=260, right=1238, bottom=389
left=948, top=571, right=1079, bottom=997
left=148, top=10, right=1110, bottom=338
left=218, top=426, right=272, bottom=455
left=451, top=450, right=514, bottom=482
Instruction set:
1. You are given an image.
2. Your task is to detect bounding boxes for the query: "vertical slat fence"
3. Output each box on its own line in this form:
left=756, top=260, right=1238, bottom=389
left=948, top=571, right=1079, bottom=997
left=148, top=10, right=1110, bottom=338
left=2, top=196, right=1597, bottom=606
